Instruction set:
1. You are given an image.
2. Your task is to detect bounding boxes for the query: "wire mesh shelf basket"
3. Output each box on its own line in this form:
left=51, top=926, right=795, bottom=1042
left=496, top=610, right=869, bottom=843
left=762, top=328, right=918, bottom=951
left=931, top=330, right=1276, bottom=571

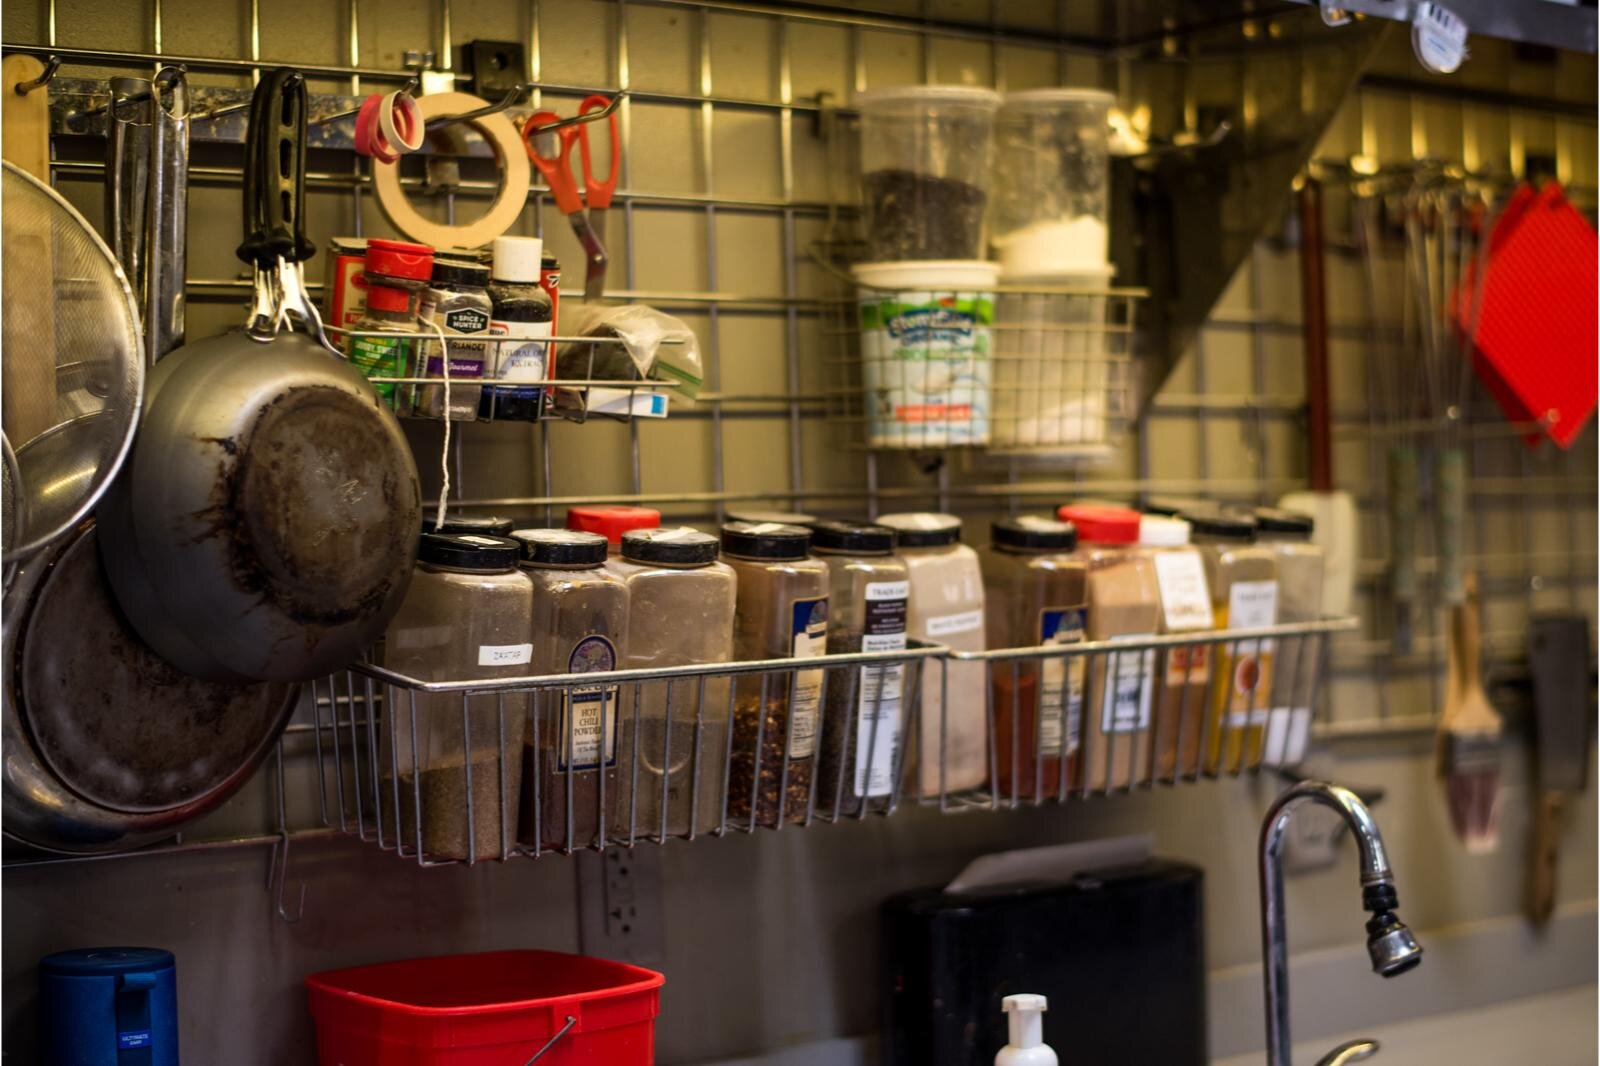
left=307, top=618, right=1354, bottom=866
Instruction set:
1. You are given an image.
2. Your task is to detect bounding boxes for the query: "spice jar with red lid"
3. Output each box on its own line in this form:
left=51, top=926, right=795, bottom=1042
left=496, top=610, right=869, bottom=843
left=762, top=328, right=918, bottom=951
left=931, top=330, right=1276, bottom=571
left=348, top=238, right=434, bottom=406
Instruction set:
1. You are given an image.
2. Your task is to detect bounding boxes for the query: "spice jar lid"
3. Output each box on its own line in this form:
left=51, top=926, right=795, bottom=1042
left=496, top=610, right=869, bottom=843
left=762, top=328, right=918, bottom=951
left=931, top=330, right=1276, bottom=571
left=992, top=516, right=1077, bottom=552
left=430, top=256, right=491, bottom=288
left=621, top=526, right=720, bottom=565
left=721, top=521, right=812, bottom=560
left=566, top=505, right=662, bottom=545
left=512, top=528, right=608, bottom=566
left=1142, top=496, right=1205, bottom=518
left=725, top=508, right=819, bottom=527
left=1056, top=503, right=1141, bottom=544
left=492, top=235, right=543, bottom=283
left=876, top=512, right=962, bottom=547
left=420, top=513, right=515, bottom=536
left=419, top=532, right=521, bottom=570
left=1252, top=507, right=1315, bottom=535
left=365, top=238, right=434, bottom=282
left=1182, top=508, right=1256, bottom=541
left=1139, top=514, right=1191, bottom=547
left=810, top=519, right=895, bottom=555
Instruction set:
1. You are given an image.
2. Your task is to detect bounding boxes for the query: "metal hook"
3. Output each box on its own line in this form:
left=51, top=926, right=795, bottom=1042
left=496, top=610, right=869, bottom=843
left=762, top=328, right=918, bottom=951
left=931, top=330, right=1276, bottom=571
left=310, top=74, right=420, bottom=126
left=269, top=741, right=307, bottom=924
left=426, top=83, right=534, bottom=131
left=522, top=1016, right=577, bottom=1065
left=13, top=54, right=60, bottom=95
left=532, top=90, right=627, bottom=135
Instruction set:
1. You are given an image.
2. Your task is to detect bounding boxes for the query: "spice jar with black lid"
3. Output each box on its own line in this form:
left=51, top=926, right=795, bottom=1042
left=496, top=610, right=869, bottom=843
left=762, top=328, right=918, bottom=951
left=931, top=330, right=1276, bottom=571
left=607, top=527, right=736, bottom=839
left=512, top=528, right=628, bottom=851
left=811, top=520, right=913, bottom=816
left=722, top=521, right=830, bottom=827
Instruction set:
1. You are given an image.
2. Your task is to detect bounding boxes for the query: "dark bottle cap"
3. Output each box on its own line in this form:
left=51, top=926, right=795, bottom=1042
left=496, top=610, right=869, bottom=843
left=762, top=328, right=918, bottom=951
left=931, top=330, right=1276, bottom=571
left=418, top=532, right=521, bottom=570
left=620, top=527, right=720, bottom=565
left=420, top=513, right=515, bottom=536
left=810, top=519, right=895, bottom=555
left=1142, top=496, right=1205, bottom=518
left=1253, top=507, right=1315, bottom=535
left=720, top=521, right=812, bottom=560
left=430, top=257, right=491, bottom=289
left=992, top=516, right=1078, bottom=552
left=1183, top=509, right=1257, bottom=541
left=512, top=528, right=608, bottom=566
left=877, top=512, right=962, bottom=548
left=725, top=508, right=819, bottom=527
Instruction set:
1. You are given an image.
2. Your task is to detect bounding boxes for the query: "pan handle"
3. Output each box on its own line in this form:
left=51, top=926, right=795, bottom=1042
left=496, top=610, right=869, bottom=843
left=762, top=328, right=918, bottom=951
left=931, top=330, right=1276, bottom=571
left=237, top=68, right=314, bottom=268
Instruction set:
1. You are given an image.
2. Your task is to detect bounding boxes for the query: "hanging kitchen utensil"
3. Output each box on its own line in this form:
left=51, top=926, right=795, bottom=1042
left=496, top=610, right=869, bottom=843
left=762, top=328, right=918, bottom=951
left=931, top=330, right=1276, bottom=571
left=3, top=522, right=297, bottom=853
left=1, top=163, right=145, bottom=565
left=98, top=68, right=421, bottom=684
left=1525, top=614, right=1593, bottom=926
left=106, top=76, right=154, bottom=306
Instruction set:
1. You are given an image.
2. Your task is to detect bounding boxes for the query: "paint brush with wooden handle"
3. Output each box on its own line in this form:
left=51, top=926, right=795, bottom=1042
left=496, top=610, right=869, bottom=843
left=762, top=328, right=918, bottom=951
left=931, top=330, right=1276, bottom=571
left=1437, top=573, right=1502, bottom=853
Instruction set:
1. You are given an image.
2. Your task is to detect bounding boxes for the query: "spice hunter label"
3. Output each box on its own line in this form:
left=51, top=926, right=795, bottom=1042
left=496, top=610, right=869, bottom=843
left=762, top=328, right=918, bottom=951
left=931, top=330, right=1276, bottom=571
left=1036, top=606, right=1087, bottom=756
left=1216, top=580, right=1279, bottom=727
left=855, top=580, right=908, bottom=797
left=858, top=292, right=993, bottom=446
left=1101, top=635, right=1157, bottom=734
left=558, top=634, right=619, bottom=771
left=788, top=597, right=828, bottom=759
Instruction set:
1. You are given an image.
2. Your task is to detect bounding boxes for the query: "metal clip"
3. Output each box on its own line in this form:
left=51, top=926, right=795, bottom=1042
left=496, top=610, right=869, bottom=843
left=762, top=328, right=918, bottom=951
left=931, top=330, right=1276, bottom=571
left=13, top=54, right=60, bottom=95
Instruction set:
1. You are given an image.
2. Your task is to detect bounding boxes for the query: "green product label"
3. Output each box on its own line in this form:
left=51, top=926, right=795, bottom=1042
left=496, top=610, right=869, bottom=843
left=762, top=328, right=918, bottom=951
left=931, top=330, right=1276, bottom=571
left=858, top=294, right=995, bottom=342
left=348, top=334, right=407, bottom=400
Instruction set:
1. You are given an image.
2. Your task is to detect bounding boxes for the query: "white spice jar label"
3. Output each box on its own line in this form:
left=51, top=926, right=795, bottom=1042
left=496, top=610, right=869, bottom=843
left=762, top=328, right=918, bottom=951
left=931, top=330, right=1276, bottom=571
left=855, top=581, right=908, bottom=796
left=558, top=635, right=619, bottom=770
left=478, top=642, right=534, bottom=666
left=926, top=608, right=983, bottom=638
left=1222, top=580, right=1278, bottom=721
left=1153, top=551, right=1213, bottom=632
left=1100, top=634, right=1156, bottom=735
left=1037, top=606, right=1087, bottom=756
left=788, top=597, right=829, bottom=758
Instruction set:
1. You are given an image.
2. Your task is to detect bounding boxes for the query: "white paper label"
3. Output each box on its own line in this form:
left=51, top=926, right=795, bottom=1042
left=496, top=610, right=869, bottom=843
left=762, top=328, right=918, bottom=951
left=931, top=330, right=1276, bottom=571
left=557, top=635, right=618, bottom=770
left=1153, top=551, right=1213, bottom=632
left=1100, top=634, right=1156, bottom=734
left=488, top=318, right=552, bottom=382
left=1037, top=606, right=1087, bottom=756
left=1228, top=580, right=1279, bottom=631
left=854, top=580, right=907, bottom=796
left=926, top=608, right=983, bottom=637
left=478, top=642, right=533, bottom=666
left=788, top=597, right=828, bottom=758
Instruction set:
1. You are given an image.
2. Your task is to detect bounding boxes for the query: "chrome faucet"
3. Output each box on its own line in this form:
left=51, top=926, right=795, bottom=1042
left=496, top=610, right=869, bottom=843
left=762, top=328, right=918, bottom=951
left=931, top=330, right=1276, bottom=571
left=1259, top=781, right=1423, bottom=1066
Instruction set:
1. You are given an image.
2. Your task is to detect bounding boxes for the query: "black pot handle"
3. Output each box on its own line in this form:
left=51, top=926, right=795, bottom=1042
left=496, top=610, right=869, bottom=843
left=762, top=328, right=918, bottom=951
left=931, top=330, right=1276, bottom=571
left=237, top=68, right=314, bottom=267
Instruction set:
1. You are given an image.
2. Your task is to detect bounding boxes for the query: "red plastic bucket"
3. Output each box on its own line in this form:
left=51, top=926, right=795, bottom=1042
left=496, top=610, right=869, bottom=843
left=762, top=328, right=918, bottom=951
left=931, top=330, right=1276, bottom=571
left=306, top=950, right=664, bottom=1065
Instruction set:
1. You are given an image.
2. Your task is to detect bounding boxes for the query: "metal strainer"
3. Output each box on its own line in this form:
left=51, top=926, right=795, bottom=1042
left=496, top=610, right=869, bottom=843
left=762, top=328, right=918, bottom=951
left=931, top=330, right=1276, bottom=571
left=2, top=162, right=144, bottom=563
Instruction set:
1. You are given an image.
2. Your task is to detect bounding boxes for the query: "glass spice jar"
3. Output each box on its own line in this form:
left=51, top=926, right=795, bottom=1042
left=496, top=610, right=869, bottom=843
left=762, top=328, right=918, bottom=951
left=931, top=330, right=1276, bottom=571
left=980, top=516, right=1088, bottom=801
left=513, top=529, right=629, bottom=852
left=811, top=521, right=912, bottom=817
left=721, top=522, right=830, bottom=828
left=414, top=255, right=493, bottom=421
left=347, top=239, right=433, bottom=408
left=607, top=527, right=736, bottom=840
left=380, top=533, right=532, bottom=861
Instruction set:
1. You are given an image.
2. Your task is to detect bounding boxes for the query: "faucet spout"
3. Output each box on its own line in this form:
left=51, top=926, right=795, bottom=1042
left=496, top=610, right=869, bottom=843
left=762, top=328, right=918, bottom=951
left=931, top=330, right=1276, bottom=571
left=1259, top=781, right=1423, bottom=1066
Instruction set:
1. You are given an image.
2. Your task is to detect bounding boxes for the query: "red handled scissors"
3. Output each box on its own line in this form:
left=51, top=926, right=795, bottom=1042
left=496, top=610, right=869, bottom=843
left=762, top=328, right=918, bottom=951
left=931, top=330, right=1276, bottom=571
left=521, top=95, right=620, bottom=301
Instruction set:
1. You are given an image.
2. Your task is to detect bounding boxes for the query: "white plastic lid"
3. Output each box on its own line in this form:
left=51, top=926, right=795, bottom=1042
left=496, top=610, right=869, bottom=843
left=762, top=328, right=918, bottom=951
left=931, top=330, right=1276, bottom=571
left=492, top=235, right=543, bottom=283
left=855, top=85, right=1003, bottom=112
left=1002, top=87, right=1116, bottom=108
left=1140, top=514, right=1191, bottom=547
left=1002, top=994, right=1048, bottom=1049
left=853, top=259, right=1001, bottom=291
left=999, top=263, right=1116, bottom=286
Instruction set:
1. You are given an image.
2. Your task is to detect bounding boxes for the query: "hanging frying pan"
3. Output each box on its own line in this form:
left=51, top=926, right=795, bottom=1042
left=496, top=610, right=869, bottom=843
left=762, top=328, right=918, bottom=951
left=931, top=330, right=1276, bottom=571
left=98, top=68, right=421, bottom=684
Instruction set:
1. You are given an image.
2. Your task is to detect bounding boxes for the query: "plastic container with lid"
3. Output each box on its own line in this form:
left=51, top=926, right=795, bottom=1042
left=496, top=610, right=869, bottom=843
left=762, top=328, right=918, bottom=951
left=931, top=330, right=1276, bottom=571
left=420, top=513, right=516, bottom=537
left=512, top=529, right=628, bottom=851
left=567, top=505, right=662, bottom=553
left=877, top=512, right=987, bottom=798
left=1254, top=507, right=1323, bottom=767
left=1184, top=509, right=1279, bottom=773
left=606, top=527, right=736, bottom=839
left=810, top=520, right=913, bottom=815
left=40, top=947, right=179, bottom=1066
left=980, top=516, right=1086, bottom=800
left=721, top=521, right=830, bottom=828
left=725, top=508, right=819, bottom=527
left=415, top=256, right=493, bottom=421
left=853, top=259, right=999, bottom=448
left=348, top=238, right=434, bottom=406
left=482, top=235, right=553, bottom=422
left=1056, top=503, right=1160, bottom=791
left=1135, top=514, right=1213, bottom=780
left=990, top=89, right=1115, bottom=278
left=380, top=533, right=532, bottom=861
left=857, top=85, right=1003, bottom=262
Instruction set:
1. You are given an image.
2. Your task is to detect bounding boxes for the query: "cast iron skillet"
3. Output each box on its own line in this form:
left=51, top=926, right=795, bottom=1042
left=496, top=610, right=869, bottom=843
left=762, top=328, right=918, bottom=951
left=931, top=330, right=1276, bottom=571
left=98, top=68, right=421, bottom=683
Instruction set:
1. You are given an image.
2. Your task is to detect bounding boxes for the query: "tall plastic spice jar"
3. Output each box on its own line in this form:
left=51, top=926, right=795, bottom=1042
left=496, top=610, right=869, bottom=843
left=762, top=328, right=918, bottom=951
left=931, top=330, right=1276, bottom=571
left=811, top=521, right=912, bottom=816
left=1254, top=507, right=1323, bottom=767
left=1056, top=503, right=1161, bottom=792
left=380, top=534, right=532, bottom=862
left=877, top=512, right=987, bottom=799
left=721, top=522, right=829, bottom=828
left=415, top=255, right=493, bottom=420
left=1135, top=514, right=1213, bottom=781
left=482, top=235, right=553, bottom=422
left=347, top=239, right=433, bottom=407
left=512, top=529, right=628, bottom=852
left=567, top=505, right=663, bottom=555
left=606, top=528, right=736, bottom=840
left=1185, top=510, right=1279, bottom=773
left=979, top=516, right=1086, bottom=801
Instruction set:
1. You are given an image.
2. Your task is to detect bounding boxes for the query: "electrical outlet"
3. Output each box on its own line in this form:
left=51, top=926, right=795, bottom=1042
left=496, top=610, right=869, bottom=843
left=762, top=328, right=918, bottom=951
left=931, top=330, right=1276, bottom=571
left=576, top=846, right=665, bottom=966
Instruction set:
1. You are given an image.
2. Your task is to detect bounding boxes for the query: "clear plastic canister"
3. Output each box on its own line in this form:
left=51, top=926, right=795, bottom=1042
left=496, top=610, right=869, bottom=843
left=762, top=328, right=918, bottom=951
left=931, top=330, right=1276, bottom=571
left=857, top=86, right=1003, bottom=262
left=990, top=88, right=1114, bottom=278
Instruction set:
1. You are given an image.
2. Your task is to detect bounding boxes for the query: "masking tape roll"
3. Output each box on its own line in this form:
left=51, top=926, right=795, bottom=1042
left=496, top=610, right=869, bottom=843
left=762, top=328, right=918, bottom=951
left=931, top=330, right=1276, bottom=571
left=380, top=90, right=424, bottom=152
left=372, top=92, right=531, bottom=252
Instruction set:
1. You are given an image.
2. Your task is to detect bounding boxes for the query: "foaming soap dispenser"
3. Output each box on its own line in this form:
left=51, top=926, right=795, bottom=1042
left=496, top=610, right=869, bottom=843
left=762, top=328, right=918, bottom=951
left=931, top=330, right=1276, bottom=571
left=996, top=993, right=1057, bottom=1066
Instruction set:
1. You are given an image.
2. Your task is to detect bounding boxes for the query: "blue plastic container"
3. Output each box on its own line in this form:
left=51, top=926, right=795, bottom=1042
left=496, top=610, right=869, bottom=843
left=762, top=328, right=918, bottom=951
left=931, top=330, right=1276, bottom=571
left=38, top=947, right=179, bottom=1065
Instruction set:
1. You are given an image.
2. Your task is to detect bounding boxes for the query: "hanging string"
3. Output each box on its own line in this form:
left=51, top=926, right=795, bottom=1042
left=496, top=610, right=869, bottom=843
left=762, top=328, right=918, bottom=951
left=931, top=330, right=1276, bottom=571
left=423, top=316, right=453, bottom=531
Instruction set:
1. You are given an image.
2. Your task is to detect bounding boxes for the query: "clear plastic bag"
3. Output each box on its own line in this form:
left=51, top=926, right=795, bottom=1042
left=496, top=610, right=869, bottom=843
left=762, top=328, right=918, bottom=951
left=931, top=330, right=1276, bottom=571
left=557, top=304, right=703, bottom=401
